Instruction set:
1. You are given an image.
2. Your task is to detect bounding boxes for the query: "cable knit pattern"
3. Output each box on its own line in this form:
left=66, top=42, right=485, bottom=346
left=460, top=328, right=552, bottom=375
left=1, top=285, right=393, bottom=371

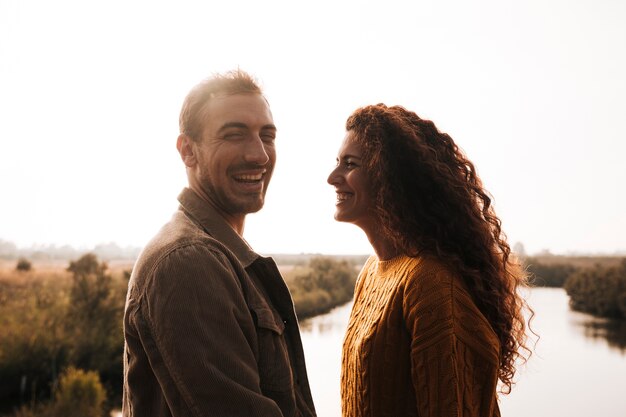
left=341, top=255, right=501, bottom=417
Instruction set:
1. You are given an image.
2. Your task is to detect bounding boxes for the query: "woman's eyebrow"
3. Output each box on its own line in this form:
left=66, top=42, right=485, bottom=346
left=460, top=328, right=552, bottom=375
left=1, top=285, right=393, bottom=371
left=341, top=154, right=362, bottom=161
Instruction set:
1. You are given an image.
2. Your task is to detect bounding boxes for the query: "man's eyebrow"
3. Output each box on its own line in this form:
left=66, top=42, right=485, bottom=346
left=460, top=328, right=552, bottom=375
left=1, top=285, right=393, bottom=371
left=261, top=124, right=278, bottom=132
left=217, top=122, right=247, bottom=133
left=217, top=122, right=278, bottom=133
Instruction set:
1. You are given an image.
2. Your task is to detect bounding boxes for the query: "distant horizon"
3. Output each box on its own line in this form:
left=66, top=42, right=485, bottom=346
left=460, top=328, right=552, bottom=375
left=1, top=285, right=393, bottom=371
left=1, top=238, right=625, bottom=258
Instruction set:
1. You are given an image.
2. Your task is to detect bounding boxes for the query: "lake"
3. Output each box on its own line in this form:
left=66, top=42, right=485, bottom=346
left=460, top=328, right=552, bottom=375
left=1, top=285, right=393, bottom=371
left=299, top=287, right=626, bottom=417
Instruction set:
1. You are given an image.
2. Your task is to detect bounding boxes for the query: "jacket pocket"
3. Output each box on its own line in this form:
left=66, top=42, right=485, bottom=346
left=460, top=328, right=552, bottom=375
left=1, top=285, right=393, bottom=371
left=252, top=305, right=293, bottom=393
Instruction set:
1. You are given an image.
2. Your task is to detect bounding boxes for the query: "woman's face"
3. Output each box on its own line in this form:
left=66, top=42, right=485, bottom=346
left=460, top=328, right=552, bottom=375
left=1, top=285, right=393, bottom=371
left=327, top=131, right=376, bottom=230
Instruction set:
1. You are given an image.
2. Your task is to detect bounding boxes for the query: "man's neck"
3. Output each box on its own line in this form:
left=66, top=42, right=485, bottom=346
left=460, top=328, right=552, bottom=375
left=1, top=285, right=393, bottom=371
left=188, top=185, right=246, bottom=236
left=225, top=214, right=245, bottom=236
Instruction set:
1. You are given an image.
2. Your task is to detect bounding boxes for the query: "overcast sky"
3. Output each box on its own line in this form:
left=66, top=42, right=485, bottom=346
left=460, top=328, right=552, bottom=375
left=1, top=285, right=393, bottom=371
left=1, top=0, right=625, bottom=256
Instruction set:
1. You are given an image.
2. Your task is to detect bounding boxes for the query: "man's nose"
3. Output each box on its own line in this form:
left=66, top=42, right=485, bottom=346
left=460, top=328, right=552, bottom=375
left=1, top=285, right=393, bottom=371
left=244, top=136, right=270, bottom=165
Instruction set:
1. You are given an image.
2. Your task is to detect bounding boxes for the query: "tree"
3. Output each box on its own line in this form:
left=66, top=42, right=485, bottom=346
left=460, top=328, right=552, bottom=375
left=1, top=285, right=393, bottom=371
left=65, top=254, right=124, bottom=395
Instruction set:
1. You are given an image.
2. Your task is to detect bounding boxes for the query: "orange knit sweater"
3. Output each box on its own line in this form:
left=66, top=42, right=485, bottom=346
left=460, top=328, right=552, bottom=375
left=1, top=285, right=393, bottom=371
left=341, top=255, right=501, bottom=417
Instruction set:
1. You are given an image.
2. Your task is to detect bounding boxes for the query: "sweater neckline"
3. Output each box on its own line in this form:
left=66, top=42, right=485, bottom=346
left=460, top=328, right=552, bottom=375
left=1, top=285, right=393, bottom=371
left=375, top=254, right=412, bottom=274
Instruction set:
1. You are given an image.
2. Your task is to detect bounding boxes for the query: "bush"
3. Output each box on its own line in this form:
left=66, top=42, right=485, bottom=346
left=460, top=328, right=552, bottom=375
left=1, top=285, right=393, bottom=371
left=565, top=259, right=626, bottom=319
left=15, top=258, right=32, bottom=272
left=10, top=367, right=108, bottom=417
left=51, top=367, right=106, bottom=417
left=287, top=256, right=358, bottom=318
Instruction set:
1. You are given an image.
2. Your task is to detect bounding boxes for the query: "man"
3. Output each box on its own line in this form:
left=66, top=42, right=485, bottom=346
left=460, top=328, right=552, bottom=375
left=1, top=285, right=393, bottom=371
left=123, top=70, right=316, bottom=417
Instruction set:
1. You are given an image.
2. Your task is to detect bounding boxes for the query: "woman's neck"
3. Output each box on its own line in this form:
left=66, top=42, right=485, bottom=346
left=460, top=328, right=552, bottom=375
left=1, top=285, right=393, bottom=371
left=364, top=230, right=400, bottom=261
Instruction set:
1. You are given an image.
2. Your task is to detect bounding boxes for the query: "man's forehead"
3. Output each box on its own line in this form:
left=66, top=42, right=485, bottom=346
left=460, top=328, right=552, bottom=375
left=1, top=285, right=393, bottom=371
left=202, top=93, right=273, bottom=125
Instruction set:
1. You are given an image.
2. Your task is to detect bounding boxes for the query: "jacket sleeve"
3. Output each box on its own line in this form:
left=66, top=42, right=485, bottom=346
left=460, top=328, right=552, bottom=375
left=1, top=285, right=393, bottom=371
left=132, top=243, right=284, bottom=417
left=403, top=267, right=501, bottom=417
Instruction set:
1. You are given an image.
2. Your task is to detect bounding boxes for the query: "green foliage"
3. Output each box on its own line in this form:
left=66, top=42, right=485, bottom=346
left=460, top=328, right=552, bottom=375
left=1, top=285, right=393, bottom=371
left=286, top=256, right=359, bottom=318
left=51, top=367, right=106, bottom=417
left=0, top=278, right=69, bottom=408
left=9, top=368, right=106, bottom=417
left=15, top=259, right=32, bottom=272
left=525, top=257, right=579, bottom=287
left=565, top=259, right=626, bottom=319
left=0, top=253, right=359, bottom=414
left=0, top=254, right=125, bottom=415
left=64, top=254, right=125, bottom=410
left=65, top=254, right=124, bottom=378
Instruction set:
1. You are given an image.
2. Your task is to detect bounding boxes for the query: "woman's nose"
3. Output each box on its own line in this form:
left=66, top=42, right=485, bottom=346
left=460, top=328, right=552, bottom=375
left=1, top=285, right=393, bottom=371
left=327, top=166, right=342, bottom=185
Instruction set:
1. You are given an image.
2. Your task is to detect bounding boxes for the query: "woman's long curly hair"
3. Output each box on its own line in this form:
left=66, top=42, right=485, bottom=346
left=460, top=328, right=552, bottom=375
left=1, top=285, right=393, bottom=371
left=346, top=103, right=532, bottom=393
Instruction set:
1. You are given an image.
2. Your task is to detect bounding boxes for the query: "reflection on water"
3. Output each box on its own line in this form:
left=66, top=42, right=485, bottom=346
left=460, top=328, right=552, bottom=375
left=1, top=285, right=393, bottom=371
left=299, top=287, right=626, bottom=417
left=299, top=302, right=352, bottom=417
left=299, top=303, right=353, bottom=334
left=571, top=314, right=626, bottom=354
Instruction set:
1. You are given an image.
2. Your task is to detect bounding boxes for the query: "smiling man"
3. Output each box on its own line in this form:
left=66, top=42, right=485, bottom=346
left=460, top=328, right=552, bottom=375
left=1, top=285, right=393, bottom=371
left=122, top=70, right=316, bottom=417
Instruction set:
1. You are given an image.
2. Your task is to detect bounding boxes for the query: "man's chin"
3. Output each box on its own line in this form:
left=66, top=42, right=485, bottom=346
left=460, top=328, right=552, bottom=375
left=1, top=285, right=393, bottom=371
left=239, top=198, right=265, bottom=215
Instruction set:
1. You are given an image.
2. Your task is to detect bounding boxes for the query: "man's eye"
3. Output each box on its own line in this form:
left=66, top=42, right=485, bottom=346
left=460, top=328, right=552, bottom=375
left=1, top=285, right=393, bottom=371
left=224, top=133, right=244, bottom=140
left=261, top=133, right=276, bottom=142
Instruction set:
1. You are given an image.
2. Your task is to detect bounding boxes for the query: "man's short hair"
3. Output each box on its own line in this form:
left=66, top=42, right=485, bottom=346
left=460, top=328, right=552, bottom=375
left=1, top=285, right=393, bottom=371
left=179, top=69, right=263, bottom=141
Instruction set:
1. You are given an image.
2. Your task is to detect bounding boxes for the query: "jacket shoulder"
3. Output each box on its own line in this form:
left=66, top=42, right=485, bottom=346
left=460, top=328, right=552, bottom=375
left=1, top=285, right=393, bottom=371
left=128, top=211, right=241, bottom=296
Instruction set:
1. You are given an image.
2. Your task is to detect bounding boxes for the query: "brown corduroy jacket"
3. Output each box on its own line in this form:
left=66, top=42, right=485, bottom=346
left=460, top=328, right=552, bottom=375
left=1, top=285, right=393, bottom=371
left=123, top=188, right=316, bottom=417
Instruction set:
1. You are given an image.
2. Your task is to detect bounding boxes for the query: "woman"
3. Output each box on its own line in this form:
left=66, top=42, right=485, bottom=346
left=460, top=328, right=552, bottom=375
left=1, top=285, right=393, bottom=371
left=327, top=104, right=532, bottom=417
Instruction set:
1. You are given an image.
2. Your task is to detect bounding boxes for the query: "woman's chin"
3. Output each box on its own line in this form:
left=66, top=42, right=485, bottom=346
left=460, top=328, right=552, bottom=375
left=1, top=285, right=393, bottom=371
left=333, top=211, right=348, bottom=223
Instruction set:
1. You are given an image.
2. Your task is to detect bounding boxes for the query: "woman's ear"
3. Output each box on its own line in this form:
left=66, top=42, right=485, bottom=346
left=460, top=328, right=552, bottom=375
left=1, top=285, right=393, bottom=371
left=176, top=134, right=197, bottom=167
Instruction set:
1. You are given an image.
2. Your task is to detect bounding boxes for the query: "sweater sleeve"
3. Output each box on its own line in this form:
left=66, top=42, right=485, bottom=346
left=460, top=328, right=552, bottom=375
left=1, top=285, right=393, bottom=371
left=402, top=265, right=501, bottom=417
left=130, top=243, right=284, bottom=417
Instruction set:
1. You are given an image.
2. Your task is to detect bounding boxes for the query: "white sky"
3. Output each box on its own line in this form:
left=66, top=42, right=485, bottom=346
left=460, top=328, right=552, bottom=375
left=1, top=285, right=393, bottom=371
left=1, top=0, right=625, bottom=256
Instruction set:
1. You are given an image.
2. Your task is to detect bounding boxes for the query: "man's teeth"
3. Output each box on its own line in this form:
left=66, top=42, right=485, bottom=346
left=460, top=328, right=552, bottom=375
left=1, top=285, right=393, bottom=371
left=235, top=173, right=263, bottom=182
left=336, top=192, right=351, bottom=201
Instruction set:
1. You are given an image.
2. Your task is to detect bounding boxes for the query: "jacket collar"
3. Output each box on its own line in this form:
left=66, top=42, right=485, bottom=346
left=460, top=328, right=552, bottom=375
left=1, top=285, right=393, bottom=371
left=177, top=187, right=259, bottom=268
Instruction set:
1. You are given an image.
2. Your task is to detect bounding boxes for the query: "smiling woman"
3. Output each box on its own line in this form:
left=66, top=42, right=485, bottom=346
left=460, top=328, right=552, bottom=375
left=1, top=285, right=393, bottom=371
left=328, top=103, right=534, bottom=417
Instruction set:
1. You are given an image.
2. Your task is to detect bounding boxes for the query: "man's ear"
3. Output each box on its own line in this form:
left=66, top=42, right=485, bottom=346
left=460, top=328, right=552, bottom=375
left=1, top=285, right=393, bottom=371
left=177, top=134, right=197, bottom=167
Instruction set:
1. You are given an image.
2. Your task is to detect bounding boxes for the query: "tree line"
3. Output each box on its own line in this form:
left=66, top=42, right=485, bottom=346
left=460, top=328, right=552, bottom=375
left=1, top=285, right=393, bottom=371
left=525, top=256, right=626, bottom=319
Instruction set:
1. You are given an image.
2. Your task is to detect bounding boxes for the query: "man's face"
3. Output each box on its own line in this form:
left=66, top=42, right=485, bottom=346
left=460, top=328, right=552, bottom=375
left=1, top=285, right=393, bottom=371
left=190, top=93, right=276, bottom=222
